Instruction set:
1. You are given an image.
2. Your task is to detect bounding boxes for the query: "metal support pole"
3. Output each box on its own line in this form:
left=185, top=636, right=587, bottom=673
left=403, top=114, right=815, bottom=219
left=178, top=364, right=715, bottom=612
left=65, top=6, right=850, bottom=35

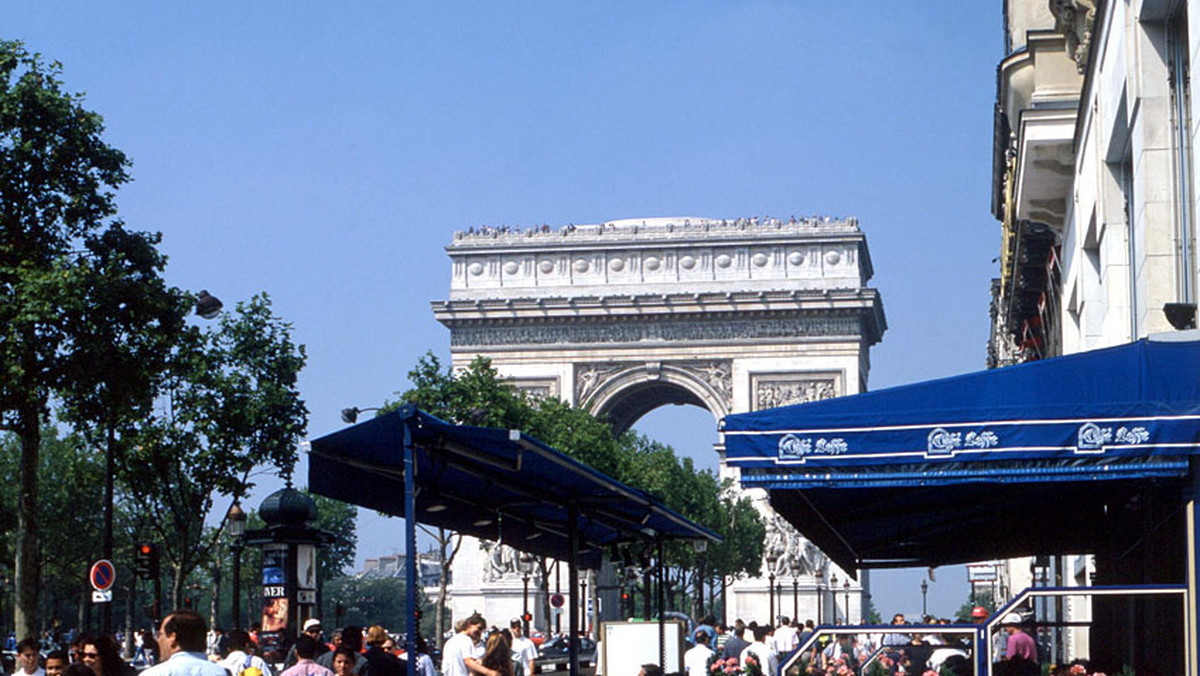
left=768, top=573, right=775, bottom=625
left=523, top=575, right=531, bottom=636
left=793, top=579, right=798, bottom=621
left=231, top=542, right=244, bottom=630
left=100, top=425, right=115, bottom=634
left=403, top=422, right=417, bottom=676
left=817, top=580, right=823, bottom=625
left=657, top=539, right=666, bottom=673
left=568, top=503, right=580, bottom=676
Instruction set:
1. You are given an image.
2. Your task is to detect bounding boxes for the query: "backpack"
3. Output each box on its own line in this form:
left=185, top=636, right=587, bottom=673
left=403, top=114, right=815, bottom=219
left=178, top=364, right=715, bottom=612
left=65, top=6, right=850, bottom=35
left=239, top=654, right=263, bottom=676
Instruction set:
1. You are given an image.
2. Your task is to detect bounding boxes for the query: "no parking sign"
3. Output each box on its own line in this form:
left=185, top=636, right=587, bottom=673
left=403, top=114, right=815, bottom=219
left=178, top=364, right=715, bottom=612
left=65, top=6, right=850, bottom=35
left=90, top=559, right=115, bottom=603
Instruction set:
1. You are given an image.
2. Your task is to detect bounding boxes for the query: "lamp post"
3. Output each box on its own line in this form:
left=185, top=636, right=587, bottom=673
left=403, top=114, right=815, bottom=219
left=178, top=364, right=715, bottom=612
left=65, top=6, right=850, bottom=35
left=921, top=579, right=928, bottom=618
left=765, top=551, right=778, bottom=624
left=227, top=500, right=247, bottom=630
left=792, top=578, right=799, bottom=621
left=842, top=580, right=851, bottom=624
left=519, top=553, right=535, bottom=636
left=829, top=573, right=838, bottom=624
left=96, top=290, right=221, bottom=635
left=815, top=570, right=824, bottom=624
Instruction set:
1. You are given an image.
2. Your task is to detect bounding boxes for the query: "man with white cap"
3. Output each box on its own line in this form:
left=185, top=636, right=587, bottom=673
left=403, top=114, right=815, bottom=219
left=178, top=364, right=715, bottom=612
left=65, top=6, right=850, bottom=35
left=1002, top=613, right=1037, bottom=664
left=285, top=619, right=330, bottom=668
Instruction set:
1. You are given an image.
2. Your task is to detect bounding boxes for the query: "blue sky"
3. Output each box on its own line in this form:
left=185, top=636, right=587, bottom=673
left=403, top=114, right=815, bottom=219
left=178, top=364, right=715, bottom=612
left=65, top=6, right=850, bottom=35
left=9, top=1, right=1001, bottom=621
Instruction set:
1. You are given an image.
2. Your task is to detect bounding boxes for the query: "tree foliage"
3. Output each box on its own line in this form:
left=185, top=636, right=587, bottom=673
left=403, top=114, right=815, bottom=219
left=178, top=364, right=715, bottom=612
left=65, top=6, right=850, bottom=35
left=390, top=352, right=764, bottom=619
left=121, top=294, right=308, bottom=607
left=0, top=39, right=140, bottom=638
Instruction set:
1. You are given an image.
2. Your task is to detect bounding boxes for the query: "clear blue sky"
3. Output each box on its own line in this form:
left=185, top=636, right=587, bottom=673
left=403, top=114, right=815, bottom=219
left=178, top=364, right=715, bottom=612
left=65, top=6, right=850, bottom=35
left=9, top=1, right=1002, bottom=621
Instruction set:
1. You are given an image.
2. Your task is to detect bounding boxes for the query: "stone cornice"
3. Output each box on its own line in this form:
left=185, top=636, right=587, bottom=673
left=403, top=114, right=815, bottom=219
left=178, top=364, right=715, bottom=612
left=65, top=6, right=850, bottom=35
left=434, top=289, right=886, bottom=346
left=432, top=288, right=883, bottom=321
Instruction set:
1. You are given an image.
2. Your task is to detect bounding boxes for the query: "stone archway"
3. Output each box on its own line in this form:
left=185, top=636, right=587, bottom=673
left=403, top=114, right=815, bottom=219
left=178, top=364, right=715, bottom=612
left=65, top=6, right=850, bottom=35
left=578, top=360, right=729, bottom=435
left=431, top=216, right=886, bottom=627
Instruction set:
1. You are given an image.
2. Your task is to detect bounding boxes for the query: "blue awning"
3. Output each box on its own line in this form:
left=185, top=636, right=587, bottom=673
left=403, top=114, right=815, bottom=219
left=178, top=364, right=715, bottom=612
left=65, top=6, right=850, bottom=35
left=309, top=405, right=720, bottom=569
left=721, top=336, right=1200, bottom=569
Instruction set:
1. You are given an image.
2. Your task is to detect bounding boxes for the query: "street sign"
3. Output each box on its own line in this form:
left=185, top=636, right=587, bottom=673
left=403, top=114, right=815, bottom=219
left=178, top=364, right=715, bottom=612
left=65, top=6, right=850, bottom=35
left=92, top=590, right=112, bottom=603
left=90, top=559, right=116, bottom=592
left=550, top=593, right=565, bottom=608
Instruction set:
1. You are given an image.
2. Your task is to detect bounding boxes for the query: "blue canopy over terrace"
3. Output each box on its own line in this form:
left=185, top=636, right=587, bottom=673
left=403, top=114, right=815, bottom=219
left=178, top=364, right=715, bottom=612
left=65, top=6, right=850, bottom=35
left=308, top=404, right=720, bottom=676
left=723, top=333, right=1200, bottom=676
left=722, top=334, right=1200, bottom=570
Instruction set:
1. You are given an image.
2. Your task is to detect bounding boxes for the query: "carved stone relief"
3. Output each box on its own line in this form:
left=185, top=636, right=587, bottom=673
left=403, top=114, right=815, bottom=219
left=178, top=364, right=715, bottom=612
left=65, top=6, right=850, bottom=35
left=507, top=377, right=560, bottom=401
left=479, top=540, right=537, bottom=583
left=751, top=372, right=840, bottom=411
left=1049, top=0, right=1097, bottom=73
left=574, top=360, right=733, bottom=410
left=764, top=512, right=827, bottom=578
left=452, top=317, right=862, bottom=348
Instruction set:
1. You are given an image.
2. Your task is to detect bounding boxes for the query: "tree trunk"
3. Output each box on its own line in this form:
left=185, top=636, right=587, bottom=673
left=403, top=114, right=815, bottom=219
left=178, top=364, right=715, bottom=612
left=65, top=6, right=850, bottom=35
left=692, top=561, right=706, bottom=618
left=15, top=417, right=40, bottom=641
left=210, top=546, right=221, bottom=631
left=125, top=579, right=136, bottom=658
left=172, top=565, right=184, bottom=612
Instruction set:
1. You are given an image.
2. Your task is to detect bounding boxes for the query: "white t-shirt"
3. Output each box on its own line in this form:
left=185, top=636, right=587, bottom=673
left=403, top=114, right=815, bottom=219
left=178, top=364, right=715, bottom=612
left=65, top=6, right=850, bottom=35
left=13, top=667, right=45, bottom=676
left=510, top=636, right=538, bottom=676
left=441, top=633, right=483, bottom=676
left=683, top=644, right=713, bottom=676
left=773, top=626, right=796, bottom=654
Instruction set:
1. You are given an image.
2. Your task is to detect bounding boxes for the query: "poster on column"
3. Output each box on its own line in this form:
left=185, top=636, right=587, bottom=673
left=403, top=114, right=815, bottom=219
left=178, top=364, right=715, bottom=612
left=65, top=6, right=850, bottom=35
left=296, top=544, right=317, bottom=591
left=262, top=544, right=289, bottom=633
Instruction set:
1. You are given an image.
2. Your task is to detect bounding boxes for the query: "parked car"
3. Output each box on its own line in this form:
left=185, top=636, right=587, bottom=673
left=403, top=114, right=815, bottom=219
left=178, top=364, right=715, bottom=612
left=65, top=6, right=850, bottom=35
left=533, top=637, right=596, bottom=675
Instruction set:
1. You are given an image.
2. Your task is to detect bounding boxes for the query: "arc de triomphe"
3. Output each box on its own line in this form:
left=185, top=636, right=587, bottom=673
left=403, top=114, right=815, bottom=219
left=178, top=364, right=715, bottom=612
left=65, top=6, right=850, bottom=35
left=431, top=216, right=885, bottom=628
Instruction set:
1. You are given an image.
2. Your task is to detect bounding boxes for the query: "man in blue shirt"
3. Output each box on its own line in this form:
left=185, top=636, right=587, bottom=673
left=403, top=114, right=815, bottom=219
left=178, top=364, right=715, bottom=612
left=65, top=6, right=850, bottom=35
left=143, top=611, right=229, bottom=676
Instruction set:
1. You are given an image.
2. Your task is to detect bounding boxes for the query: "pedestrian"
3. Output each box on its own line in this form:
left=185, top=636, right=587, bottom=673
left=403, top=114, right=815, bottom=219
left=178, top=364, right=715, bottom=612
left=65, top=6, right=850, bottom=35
left=316, top=629, right=366, bottom=676
left=13, top=638, right=44, bottom=676
left=740, top=625, right=778, bottom=676
left=363, top=626, right=403, bottom=676
left=721, top=621, right=749, bottom=660
left=80, top=634, right=137, bottom=676
left=480, top=633, right=513, bottom=676
left=441, top=614, right=493, bottom=676
left=507, top=620, right=537, bottom=676
left=141, top=611, right=229, bottom=676
left=219, top=631, right=274, bottom=676
left=683, top=631, right=713, bottom=676
left=330, top=647, right=358, bottom=676
left=278, top=635, right=334, bottom=676
left=45, top=651, right=69, bottom=676
left=400, top=637, right=437, bottom=676
left=283, top=620, right=327, bottom=668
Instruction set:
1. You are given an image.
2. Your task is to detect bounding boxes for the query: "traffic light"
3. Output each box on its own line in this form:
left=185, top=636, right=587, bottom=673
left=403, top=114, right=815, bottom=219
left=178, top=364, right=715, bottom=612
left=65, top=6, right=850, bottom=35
left=135, top=542, right=159, bottom=580
left=183, top=596, right=194, bottom=609
left=522, top=612, right=532, bottom=623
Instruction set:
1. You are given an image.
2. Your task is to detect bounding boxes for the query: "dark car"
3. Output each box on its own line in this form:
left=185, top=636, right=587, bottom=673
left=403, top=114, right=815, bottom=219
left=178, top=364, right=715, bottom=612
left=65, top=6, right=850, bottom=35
left=533, top=637, right=597, bottom=675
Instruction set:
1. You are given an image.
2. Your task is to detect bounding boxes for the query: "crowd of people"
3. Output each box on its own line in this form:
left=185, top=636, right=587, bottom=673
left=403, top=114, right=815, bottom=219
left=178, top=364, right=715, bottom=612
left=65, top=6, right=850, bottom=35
left=9, top=605, right=1053, bottom=676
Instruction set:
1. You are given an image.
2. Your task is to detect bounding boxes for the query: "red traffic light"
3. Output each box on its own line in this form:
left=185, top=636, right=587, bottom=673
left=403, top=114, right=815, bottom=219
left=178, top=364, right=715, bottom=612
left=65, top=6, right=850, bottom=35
left=139, top=544, right=153, bottom=555
left=522, top=612, right=532, bottom=622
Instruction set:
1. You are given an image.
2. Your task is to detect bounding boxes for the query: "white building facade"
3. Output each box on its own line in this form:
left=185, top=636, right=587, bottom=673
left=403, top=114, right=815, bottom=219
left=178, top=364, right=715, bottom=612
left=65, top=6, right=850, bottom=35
left=991, top=0, right=1199, bottom=663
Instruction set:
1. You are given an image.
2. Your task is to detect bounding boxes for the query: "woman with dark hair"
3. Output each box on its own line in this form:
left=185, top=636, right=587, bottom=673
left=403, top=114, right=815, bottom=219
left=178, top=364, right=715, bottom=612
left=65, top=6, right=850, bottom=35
left=332, top=646, right=359, bottom=676
left=80, top=635, right=137, bottom=676
left=480, top=633, right=513, bottom=676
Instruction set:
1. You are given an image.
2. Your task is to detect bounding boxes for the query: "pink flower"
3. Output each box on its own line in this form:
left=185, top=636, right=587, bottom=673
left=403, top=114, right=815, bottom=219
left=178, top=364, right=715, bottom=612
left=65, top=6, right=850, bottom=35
left=924, top=670, right=938, bottom=676
left=1069, top=666, right=1086, bottom=676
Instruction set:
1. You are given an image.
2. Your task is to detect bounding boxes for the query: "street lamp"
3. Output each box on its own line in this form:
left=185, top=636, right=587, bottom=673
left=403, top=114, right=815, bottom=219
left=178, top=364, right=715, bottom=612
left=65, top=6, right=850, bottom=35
left=829, top=573, right=838, bottom=624
left=792, top=577, right=799, bottom=621
left=341, top=406, right=382, bottom=424
left=842, top=580, right=851, bottom=624
left=921, top=579, right=929, bottom=618
left=519, top=552, right=535, bottom=636
left=227, top=500, right=247, bottom=630
left=98, top=289, right=221, bottom=635
left=765, top=551, right=779, bottom=625
left=815, top=569, right=824, bottom=624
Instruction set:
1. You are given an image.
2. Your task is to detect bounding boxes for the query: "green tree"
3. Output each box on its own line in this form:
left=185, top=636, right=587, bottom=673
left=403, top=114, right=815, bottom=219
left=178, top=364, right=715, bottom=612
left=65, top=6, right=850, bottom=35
left=121, top=294, right=308, bottom=608
left=0, top=40, right=134, bottom=638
